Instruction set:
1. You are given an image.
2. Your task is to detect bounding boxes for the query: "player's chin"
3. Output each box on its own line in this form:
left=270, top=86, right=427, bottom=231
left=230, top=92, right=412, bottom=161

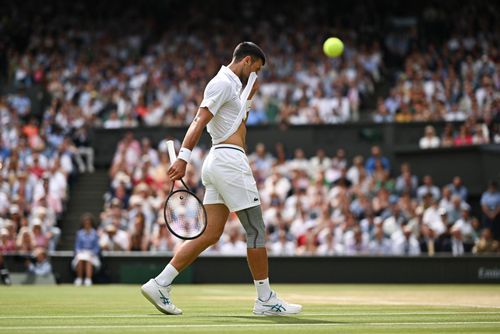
left=242, top=72, right=251, bottom=84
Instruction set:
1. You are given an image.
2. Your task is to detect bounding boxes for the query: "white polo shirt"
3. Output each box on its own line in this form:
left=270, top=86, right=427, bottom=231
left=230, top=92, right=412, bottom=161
left=201, top=66, right=243, bottom=144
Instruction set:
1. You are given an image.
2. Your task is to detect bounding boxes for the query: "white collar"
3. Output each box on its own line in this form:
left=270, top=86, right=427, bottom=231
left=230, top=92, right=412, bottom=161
left=220, top=65, right=242, bottom=89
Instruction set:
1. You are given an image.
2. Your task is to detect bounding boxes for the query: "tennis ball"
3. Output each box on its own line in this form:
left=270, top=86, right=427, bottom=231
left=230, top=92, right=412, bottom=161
left=323, top=37, right=344, bottom=58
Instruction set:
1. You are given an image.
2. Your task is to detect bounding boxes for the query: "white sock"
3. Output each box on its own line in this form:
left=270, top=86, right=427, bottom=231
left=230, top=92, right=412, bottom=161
left=155, top=263, right=179, bottom=286
left=254, top=278, right=272, bottom=301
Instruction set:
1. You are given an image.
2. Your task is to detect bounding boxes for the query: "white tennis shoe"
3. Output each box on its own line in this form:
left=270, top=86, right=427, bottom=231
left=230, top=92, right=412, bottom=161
left=141, top=279, right=182, bottom=315
left=253, top=291, right=302, bottom=316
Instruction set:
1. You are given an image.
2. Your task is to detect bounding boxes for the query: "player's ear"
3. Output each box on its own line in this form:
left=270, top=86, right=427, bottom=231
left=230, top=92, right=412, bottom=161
left=244, top=56, right=253, bottom=66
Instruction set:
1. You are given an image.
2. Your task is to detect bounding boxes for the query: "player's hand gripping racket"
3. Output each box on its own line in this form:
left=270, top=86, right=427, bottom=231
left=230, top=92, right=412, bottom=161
left=163, top=141, right=207, bottom=240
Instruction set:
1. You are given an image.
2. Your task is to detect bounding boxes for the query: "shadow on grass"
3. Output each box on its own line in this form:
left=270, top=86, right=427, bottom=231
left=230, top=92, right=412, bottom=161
left=145, top=313, right=343, bottom=325
left=222, top=316, right=340, bottom=325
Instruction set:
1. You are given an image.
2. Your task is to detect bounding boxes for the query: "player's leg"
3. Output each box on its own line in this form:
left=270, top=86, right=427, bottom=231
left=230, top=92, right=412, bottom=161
left=209, top=147, right=302, bottom=315
left=236, top=205, right=302, bottom=315
left=74, top=260, right=84, bottom=286
left=169, top=203, right=229, bottom=272
left=247, top=248, right=268, bottom=280
left=84, top=261, right=93, bottom=286
left=141, top=203, right=229, bottom=315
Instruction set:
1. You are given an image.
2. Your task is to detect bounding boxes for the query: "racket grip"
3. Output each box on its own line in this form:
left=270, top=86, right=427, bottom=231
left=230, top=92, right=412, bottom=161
left=167, top=140, right=177, bottom=163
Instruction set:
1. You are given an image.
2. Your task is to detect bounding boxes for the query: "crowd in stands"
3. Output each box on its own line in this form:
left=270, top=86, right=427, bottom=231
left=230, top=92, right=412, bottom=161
left=418, top=118, right=500, bottom=149
left=93, top=132, right=500, bottom=256
left=1, top=0, right=388, bottom=129
left=0, top=89, right=94, bottom=261
left=1, top=1, right=498, bottom=131
left=373, top=3, right=499, bottom=124
left=1, top=1, right=497, bottom=133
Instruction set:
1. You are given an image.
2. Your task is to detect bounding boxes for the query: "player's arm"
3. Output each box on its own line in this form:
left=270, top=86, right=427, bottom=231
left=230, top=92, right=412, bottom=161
left=167, top=107, right=213, bottom=180
left=243, top=79, right=259, bottom=124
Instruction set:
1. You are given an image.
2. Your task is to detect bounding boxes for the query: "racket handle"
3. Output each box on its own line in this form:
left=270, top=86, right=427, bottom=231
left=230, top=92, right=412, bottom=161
left=167, top=140, right=177, bottom=163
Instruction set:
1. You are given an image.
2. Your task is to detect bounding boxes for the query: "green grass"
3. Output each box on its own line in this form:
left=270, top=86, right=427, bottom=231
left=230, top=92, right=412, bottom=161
left=1, top=284, right=500, bottom=333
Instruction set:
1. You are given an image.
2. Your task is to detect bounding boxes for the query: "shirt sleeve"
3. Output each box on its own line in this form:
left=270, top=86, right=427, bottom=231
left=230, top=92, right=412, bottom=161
left=75, top=231, right=82, bottom=253
left=92, top=231, right=100, bottom=255
left=480, top=193, right=487, bottom=206
left=200, top=79, right=232, bottom=115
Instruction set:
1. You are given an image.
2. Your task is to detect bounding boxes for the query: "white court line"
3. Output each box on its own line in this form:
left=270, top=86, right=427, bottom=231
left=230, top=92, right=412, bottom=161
left=0, top=311, right=499, bottom=319
left=285, top=295, right=500, bottom=310
left=0, top=321, right=500, bottom=330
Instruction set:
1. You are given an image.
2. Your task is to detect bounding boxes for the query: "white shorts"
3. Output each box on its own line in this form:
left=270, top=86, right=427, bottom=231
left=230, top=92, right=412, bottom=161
left=201, top=144, right=261, bottom=212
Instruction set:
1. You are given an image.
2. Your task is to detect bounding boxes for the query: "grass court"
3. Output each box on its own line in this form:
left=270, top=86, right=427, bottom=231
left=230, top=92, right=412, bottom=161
left=1, top=284, right=499, bottom=333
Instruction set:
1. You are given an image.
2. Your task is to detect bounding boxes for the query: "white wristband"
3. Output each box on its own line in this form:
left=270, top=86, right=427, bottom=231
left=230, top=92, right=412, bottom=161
left=177, top=147, right=192, bottom=163
left=245, top=99, right=253, bottom=112
left=243, top=99, right=253, bottom=121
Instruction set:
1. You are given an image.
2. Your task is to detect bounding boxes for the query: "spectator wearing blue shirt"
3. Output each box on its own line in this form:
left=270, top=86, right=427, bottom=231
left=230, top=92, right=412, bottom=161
left=481, top=181, right=500, bottom=240
left=447, top=176, right=468, bottom=201
left=417, top=175, right=441, bottom=202
left=72, top=213, right=100, bottom=287
left=365, top=145, right=390, bottom=175
left=26, top=247, right=53, bottom=277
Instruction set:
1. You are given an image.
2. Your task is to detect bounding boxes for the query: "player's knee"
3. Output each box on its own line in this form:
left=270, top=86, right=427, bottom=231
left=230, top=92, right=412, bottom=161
left=236, top=206, right=266, bottom=249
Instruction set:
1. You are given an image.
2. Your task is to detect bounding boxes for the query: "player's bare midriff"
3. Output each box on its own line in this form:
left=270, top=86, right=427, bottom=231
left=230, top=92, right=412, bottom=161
left=220, top=121, right=246, bottom=149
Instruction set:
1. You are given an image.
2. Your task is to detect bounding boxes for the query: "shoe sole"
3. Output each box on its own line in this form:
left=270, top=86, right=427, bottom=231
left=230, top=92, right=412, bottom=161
left=253, top=310, right=302, bottom=316
left=141, top=288, right=182, bottom=315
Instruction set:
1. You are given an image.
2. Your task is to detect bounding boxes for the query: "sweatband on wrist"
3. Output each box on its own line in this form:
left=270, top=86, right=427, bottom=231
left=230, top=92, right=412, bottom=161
left=178, top=147, right=192, bottom=163
left=243, top=99, right=253, bottom=121
left=245, top=99, right=253, bottom=112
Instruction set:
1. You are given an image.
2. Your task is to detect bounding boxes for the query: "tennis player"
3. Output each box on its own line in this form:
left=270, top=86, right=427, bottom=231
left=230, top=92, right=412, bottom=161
left=141, top=42, right=302, bottom=316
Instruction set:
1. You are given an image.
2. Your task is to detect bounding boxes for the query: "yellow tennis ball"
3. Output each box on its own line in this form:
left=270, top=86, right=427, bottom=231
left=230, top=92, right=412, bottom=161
left=323, top=37, right=344, bottom=58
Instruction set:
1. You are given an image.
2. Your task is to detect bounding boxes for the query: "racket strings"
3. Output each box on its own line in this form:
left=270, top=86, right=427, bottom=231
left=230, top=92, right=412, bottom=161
left=165, top=190, right=205, bottom=238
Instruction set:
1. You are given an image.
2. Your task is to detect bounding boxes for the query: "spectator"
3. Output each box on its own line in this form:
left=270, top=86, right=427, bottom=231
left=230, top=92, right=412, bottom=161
left=392, top=225, right=421, bottom=256
left=269, top=229, right=296, bottom=256
left=151, top=223, right=178, bottom=252
left=472, top=228, right=499, bottom=254
left=480, top=181, right=500, bottom=240
left=249, top=143, right=275, bottom=181
left=395, top=163, right=418, bottom=196
left=440, top=124, right=455, bottom=147
left=343, top=228, right=370, bottom=255
left=373, top=97, right=394, bottom=123
left=0, top=253, right=12, bottom=285
left=72, top=214, right=100, bottom=287
left=129, top=212, right=150, bottom=251
left=72, top=126, right=95, bottom=173
left=0, top=226, right=16, bottom=253
left=419, top=125, right=440, bottom=149
left=454, top=125, right=473, bottom=146
left=16, top=226, right=35, bottom=254
left=99, top=224, right=129, bottom=251
left=365, top=146, right=390, bottom=174
left=417, top=175, right=441, bottom=202
left=26, top=247, right=53, bottom=277
left=220, top=225, right=247, bottom=255
left=445, top=195, right=470, bottom=224
left=447, top=176, right=468, bottom=201
left=346, top=155, right=365, bottom=185
left=421, top=203, right=447, bottom=254
left=31, top=220, right=49, bottom=249
left=369, top=225, right=392, bottom=255
left=451, top=207, right=476, bottom=254
left=310, top=148, right=331, bottom=175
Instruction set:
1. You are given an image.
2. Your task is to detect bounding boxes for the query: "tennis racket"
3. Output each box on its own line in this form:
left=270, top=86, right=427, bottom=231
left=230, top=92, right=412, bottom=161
left=163, top=140, right=207, bottom=240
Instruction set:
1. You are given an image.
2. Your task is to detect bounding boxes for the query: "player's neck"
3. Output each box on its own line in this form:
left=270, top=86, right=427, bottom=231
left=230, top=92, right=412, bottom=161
left=227, top=62, right=244, bottom=82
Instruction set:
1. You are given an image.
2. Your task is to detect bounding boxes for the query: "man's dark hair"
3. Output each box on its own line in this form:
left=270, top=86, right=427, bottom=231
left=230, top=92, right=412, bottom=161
left=233, top=42, right=266, bottom=66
